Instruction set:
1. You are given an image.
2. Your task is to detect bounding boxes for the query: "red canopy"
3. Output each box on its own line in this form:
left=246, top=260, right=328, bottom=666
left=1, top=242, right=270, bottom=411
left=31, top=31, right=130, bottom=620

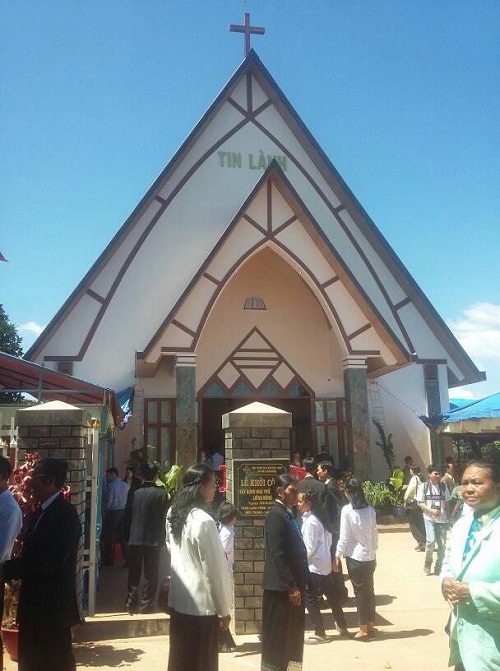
left=0, top=351, right=122, bottom=424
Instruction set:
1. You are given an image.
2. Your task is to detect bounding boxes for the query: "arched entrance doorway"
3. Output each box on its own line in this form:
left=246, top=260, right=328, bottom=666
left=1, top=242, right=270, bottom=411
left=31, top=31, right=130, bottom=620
left=200, top=394, right=312, bottom=463
left=198, top=327, right=314, bottom=456
left=198, top=327, right=312, bottom=462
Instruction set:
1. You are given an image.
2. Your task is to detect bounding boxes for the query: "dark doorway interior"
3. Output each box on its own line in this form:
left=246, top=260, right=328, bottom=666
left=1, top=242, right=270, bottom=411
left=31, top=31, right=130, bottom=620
left=200, top=397, right=312, bottom=461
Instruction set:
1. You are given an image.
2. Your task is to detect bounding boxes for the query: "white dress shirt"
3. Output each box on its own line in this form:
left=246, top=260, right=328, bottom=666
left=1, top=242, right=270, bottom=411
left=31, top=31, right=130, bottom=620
left=219, top=523, right=235, bottom=570
left=336, top=503, right=378, bottom=562
left=300, top=510, right=332, bottom=575
left=166, top=507, right=231, bottom=617
left=0, top=488, right=22, bottom=562
left=404, top=475, right=421, bottom=502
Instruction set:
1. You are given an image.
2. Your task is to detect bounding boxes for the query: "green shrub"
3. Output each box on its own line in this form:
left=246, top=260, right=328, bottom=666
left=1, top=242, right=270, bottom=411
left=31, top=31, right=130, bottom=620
left=362, top=480, right=393, bottom=510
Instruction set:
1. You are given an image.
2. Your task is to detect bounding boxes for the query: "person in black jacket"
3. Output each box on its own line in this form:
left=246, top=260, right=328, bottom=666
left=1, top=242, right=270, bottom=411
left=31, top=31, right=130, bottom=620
left=261, top=474, right=308, bottom=671
left=317, top=461, right=349, bottom=603
left=2, top=457, right=81, bottom=671
left=124, top=463, right=169, bottom=614
left=297, top=457, right=325, bottom=504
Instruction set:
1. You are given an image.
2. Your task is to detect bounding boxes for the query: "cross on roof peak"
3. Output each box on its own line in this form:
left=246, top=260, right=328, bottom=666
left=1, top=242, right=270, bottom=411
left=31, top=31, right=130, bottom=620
left=229, top=12, right=265, bottom=57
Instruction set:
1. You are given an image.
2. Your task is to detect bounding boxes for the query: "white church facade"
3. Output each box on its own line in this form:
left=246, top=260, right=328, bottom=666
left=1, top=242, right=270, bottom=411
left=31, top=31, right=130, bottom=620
left=26, top=51, right=484, bottom=480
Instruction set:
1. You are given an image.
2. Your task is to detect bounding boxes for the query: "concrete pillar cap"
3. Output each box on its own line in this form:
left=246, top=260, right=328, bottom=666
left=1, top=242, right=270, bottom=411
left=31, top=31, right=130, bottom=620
left=222, top=401, right=292, bottom=429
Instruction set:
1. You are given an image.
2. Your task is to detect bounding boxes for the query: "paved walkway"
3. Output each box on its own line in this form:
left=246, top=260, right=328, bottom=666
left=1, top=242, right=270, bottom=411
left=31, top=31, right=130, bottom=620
left=3, top=530, right=453, bottom=671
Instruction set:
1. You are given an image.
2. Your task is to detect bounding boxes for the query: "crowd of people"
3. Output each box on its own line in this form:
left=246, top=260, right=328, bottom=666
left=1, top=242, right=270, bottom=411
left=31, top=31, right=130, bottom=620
left=260, top=460, right=379, bottom=671
left=1, top=449, right=499, bottom=671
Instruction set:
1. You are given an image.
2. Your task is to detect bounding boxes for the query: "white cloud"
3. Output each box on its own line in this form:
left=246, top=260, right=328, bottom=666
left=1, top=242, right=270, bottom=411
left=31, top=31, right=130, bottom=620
left=19, top=321, right=45, bottom=336
left=448, top=303, right=500, bottom=360
left=447, top=302, right=500, bottom=400
left=448, top=387, right=477, bottom=400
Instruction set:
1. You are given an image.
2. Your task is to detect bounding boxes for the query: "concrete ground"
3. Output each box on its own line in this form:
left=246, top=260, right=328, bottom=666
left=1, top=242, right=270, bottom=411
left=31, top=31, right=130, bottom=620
left=3, top=529, right=452, bottom=671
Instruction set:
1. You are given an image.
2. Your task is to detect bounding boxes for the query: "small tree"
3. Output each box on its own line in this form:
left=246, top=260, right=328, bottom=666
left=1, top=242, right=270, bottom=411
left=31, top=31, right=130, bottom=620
left=373, top=418, right=396, bottom=475
left=0, top=304, right=23, bottom=403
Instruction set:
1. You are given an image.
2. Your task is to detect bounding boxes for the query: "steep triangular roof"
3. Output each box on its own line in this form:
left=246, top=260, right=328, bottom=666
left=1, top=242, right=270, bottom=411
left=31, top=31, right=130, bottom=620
left=26, top=51, right=484, bottom=389
left=138, top=161, right=409, bottom=371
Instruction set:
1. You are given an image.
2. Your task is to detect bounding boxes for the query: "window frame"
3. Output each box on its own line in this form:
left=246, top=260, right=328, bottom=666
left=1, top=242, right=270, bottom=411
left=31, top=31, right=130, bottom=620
left=144, top=398, right=176, bottom=467
left=313, top=398, right=347, bottom=468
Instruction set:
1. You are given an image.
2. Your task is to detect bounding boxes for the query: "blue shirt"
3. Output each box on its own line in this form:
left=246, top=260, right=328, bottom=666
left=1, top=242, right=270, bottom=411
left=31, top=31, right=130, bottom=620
left=106, top=477, right=129, bottom=511
left=0, top=488, right=22, bottom=562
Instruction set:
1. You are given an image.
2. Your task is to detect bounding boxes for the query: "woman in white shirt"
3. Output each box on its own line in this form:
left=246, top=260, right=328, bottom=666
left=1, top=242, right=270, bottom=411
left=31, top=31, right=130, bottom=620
left=334, top=478, right=378, bottom=640
left=403, top=465, right=426, bottom=551
left=297, top=491, right=349, bottom=643
left=217, top=500, right=237, bottom=653
left=166, top=463, right=231, bottom=671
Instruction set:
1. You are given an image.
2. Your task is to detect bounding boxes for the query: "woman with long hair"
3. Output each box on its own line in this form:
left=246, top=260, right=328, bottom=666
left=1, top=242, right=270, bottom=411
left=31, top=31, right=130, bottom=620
left=333, top=478, right=378, bottom=640
left=166, top=463, right=231, bottom=671
left=261, top=474, right=308, bottom=671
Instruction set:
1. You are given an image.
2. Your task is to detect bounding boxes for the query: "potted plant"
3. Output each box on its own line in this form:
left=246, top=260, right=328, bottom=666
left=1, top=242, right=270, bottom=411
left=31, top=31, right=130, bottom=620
left=362, top=480, right=393, bottom=515
left=155, top=463, right=183, bottom=500
left=126, top=442, right=183, bottom=500
left=388, top=468, right=407, bottom=517
left=1, top=453, right=70, bottom=661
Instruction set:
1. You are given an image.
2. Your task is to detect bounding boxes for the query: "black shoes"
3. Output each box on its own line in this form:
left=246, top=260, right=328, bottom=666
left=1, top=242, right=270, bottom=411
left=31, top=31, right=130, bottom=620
left=336, top=624, right=351, bottom=638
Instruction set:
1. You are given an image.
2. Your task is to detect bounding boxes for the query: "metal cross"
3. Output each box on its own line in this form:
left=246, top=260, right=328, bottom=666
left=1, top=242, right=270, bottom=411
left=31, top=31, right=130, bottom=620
left=229, top=12, right=265, bottom=57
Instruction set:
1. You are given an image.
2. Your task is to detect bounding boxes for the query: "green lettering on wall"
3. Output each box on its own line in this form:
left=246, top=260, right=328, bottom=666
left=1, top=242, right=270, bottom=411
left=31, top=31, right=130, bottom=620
left=219, top=152, right=287, bottom=171
left=276, top=155, right=287, bottom=171
left=217, top=151, right=228, bottom=167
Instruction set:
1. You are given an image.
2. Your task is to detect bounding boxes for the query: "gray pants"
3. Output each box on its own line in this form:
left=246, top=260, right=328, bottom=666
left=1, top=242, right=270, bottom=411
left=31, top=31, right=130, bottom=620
left=423, top=518, right=447, bottom=572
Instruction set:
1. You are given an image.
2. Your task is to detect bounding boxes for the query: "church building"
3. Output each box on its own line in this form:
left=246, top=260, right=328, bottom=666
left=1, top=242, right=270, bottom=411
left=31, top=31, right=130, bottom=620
left=26, top=45, right=483, bottom=480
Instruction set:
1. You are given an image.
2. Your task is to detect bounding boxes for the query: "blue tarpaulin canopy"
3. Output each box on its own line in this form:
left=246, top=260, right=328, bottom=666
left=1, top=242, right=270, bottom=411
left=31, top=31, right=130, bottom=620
left=442, top=392, right=500, bottom=424
left=117, top=386, right=134, bottom=429
left=419, top=392, right=500, bottom=435
left=449, top=398, right=475, bottom=411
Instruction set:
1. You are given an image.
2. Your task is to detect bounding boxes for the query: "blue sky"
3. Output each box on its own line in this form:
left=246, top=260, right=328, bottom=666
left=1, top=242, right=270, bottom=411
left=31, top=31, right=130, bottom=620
left=1, top=1, right=499, bottom=400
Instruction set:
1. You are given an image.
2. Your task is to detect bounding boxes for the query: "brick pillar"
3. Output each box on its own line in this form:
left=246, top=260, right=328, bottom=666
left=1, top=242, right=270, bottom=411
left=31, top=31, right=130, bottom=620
left=175, top=355, right=198, bottom=468
left=343, top=356, right=371, bottom=481
left=16, top=400, right=91, bottom=613
left=222, top=401, right=292, bottom=635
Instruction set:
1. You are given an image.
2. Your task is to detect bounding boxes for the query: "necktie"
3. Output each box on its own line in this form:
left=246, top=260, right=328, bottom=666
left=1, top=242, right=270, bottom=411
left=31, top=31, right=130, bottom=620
left=286, top=511, right=303, bottom=539
left=462, top=516, right=482, bottom=562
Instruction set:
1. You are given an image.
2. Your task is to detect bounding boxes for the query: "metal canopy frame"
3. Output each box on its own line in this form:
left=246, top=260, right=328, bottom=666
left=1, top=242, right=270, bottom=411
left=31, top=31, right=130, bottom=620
left=0, top=351, right=121, bottom=422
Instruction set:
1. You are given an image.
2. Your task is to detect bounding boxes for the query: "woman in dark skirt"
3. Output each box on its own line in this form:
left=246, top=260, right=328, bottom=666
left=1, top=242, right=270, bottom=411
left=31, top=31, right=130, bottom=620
left=334, top=478, right=378, bottom=640
left=166, top=463, right=231, bottom=671
left=261, top=474, right=308, bottom=671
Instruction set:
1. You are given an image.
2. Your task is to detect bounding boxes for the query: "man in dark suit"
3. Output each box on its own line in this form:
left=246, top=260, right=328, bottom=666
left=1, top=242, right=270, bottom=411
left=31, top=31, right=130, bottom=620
left=2, top=457, right=81, bottom=671
left=124, top=463, right=168, bottom=614
left=262, top=474, right=308, bottom=671
left=317, top=461, right=349, bottom=602
left=297, top=456, right=325, bottom=505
